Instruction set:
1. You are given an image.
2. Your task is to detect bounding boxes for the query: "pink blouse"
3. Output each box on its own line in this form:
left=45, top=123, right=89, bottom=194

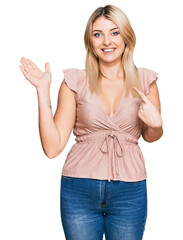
left=61, top=67, right=158, bottom=182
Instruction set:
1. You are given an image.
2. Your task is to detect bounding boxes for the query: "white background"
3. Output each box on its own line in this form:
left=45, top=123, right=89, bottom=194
left=0, top=0, right=182, bottom=239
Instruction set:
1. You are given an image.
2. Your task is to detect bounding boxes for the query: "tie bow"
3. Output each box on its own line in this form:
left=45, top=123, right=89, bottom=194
left=99, top=131, right=124, bottom=179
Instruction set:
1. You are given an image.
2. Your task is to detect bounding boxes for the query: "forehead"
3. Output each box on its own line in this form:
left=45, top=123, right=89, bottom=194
left=92, top=16, right=117, bottom=30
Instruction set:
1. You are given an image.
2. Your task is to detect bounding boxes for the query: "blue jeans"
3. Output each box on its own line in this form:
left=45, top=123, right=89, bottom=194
left=60, top=176, right=147, bottom=240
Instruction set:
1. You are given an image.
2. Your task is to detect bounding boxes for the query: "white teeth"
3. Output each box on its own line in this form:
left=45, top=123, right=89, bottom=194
left=103, top=48, right=115, bottom=52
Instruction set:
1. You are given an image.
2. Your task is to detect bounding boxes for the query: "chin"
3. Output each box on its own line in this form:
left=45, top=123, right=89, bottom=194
left=99, top=57, right=121, bottom=64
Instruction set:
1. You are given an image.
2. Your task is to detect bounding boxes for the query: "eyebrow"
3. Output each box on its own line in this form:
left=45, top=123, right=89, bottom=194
left=92, top=27, right=118, bottom=32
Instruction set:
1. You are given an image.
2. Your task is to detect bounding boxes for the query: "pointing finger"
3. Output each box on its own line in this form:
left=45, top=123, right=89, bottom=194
left=132, top=87, right=149, bottom=103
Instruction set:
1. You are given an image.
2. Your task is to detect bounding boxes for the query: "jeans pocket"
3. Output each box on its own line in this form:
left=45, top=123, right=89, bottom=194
left=62, top=175, right=74, bottom=181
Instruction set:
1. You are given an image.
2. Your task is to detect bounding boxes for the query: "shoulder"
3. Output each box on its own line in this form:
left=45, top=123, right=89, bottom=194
left=63, top=68, right=86, bottom=78
left=63, top=68, right=86, bottom=84
left=137, top=67, right=158, bottom=77
left=62, top=68, right=87, bottom=101
left=137, top=67, right=159, bottom=95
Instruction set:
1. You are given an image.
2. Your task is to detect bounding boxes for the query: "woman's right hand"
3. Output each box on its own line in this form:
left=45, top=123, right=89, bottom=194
left=19, top=57, right=52, bottom=91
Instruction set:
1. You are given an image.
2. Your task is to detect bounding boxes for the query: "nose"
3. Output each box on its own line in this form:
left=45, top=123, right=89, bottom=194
left=103, top=34, right=111, bottom=46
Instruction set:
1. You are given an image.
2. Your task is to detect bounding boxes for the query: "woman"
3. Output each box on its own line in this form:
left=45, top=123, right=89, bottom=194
left=19, top=5, right=163, bottom=240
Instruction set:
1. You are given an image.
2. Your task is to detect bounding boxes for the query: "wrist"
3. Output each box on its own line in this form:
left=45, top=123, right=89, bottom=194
left=148, top=124, right=163, bottom=131
left=36, top=85, right=50, bottom=94
left=149, top=118, right=163, bottom=130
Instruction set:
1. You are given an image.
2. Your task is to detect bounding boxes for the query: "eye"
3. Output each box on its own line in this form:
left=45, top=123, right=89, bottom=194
left=112, top=31, right=119, bottom=36
left=93, top=33, right=101, bottom=37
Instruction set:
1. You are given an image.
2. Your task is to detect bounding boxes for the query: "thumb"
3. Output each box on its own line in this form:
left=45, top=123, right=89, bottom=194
left=45, top=62, right=50, bottom=73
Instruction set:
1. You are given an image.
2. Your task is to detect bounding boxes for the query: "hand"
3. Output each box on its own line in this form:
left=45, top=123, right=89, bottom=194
left=132, top=87, right=162, bottom=128
left=19, top=57, right=52, bottom=90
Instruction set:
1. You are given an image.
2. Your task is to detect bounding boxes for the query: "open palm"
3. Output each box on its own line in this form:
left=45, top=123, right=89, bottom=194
left=19, top=57, right=52, bottom=90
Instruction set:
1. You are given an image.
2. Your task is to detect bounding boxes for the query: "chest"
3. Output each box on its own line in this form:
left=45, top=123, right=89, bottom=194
left=98, top=80, right=125, bottom=117
left=73, top=69, right=143, bottom=139
left=74, top=73, right=142, bottom=135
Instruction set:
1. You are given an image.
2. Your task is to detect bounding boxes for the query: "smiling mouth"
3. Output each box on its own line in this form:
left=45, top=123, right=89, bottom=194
left=101, top=48, right=116, bottom=53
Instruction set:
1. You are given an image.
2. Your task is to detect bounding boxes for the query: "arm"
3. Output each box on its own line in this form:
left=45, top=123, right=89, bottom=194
left=20, top=57, right=76, bottom=158
left=36, top=86, right=61, bottom=158
left=37, top=81, right=76, bottom=159
left=141, top=81, right=163, bottom=142
left=142, top=125, right=163, bottom=142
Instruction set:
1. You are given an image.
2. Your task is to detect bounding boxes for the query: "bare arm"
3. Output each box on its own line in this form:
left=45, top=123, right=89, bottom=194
left=141, top=82, right=163, bottom=142
left=53, top=80, right=76, bottom=155
left=20, top=57, right=76, bottom=158
left=36, top=81, right=76, bottom=158
left=36, top=86, right=61, bottom=158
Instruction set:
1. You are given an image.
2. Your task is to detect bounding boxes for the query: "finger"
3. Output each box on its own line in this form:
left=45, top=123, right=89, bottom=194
left=139, top=107, right=143, bottom=114
left=132, top=87, right=148, bottom=103
left=140, top=102, right=146, bottom=110
left=20, top=57, right=30, bottom=71
left=19, top=65, right=29, bottom=78
left=26, top=58, right=39, bottom=69
left=132, top=87, right=144, bottom=98
left=138, top=110, right=146, bottom=123
left=22, top=57, right=37, bottom=71
left=19, top=61, right=27, bottom=73
left=45, top=62, right=50, bottom=73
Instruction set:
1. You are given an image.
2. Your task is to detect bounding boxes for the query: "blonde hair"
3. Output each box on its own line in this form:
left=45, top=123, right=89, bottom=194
left=84, top=5, right=142, bottom=98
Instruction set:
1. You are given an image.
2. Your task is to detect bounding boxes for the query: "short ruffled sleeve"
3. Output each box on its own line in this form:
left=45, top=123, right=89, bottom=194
left=143, top=68, right=158, bottom=95
left=63, top=68, right=79, bottom=94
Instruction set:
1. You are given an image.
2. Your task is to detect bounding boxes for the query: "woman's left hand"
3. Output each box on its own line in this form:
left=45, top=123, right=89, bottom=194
left=132, top=87, right=162, bottom=128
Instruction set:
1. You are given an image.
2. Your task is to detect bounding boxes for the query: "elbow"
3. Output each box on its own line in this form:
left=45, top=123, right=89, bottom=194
left=142, top=128, right=164, bottom=143
left=143, top=138, right=158, bottom=143
left=43, top=149, right=54, bottom=159
left=46, top=154, right=56, bottom=159
left=44, top=148, right=62, bottom=159
left=142, top=135, right=156, bottom=143
left=46, top=152, right=59, bottom=159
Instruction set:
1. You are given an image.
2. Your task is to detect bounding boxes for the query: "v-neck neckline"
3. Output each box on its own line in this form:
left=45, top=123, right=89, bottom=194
left=97, top=85, right=126, bottom=119
left=84, top=70, right=126, bottom=119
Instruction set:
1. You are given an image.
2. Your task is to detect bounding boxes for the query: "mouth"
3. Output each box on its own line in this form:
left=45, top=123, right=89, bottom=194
left=101, top=48, right=116, bottom=54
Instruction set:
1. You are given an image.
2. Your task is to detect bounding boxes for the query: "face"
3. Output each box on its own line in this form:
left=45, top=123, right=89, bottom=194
left=91, top=16, right=126, bottom=64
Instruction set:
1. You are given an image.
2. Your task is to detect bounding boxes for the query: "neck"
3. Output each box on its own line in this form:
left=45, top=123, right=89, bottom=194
left=99, top=60, right=124, bottom=81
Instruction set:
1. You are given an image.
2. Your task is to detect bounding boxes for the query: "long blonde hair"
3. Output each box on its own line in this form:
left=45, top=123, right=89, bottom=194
left=84, top=5, right=142, bottom=98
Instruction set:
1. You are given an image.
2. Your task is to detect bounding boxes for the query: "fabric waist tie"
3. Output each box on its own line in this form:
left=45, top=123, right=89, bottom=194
left=75, top=130, right=138, bottom=182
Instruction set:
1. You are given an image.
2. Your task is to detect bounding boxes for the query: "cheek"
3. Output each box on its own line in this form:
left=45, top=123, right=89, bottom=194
left=117, top=36, right=125, bottom=48
left=93, top=44, right=102, bottom=54
left=92, top=37, right=102, bottom=48
left=92, top=42, right=97, bottom=50
left=91, top=38, right=97, bottom=50
left=118, top=41, right=125, bottom=52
